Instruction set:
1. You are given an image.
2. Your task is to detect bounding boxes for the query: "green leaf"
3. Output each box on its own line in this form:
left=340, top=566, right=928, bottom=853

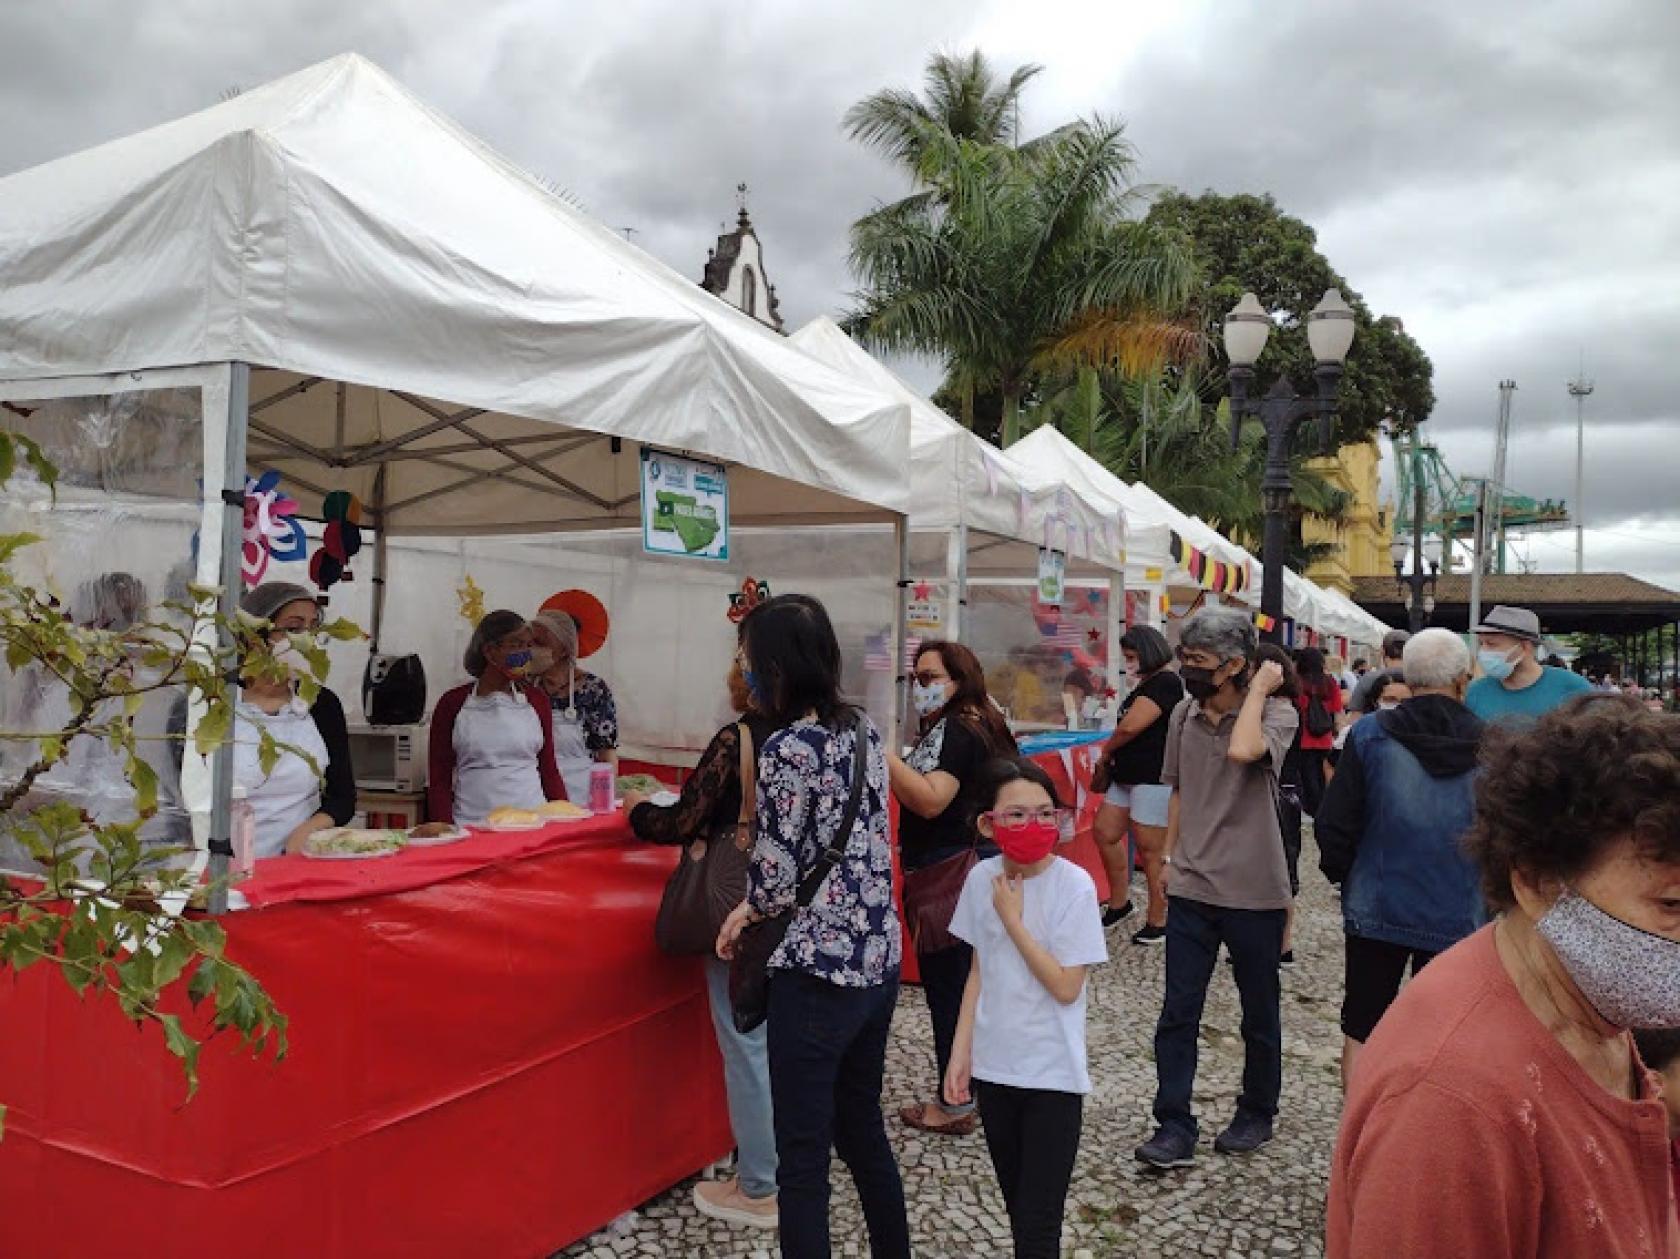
left=129, top=756, right=159, bottom=814
left=0, top=532, right=42, bottom=563
left=158, top=1013, right=202, bottom=1102
left=0, top=433, right=14, bottom=484
left=15, top=434, right=57, bottom=500
left=187, top=958, right=218, bottom=1008
left=152, top=929, right=195, bottom=990
left=257, top=729, right=281, bottom=777
left=193, top=700, right=230, bottom=756
left=322, top=618, right=367, bottom=642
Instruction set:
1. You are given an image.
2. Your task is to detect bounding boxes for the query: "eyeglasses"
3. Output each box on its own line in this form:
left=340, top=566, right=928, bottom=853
left=274, top=619, right=323, bottom=634
left=986, top=807, right=1071, bottom=829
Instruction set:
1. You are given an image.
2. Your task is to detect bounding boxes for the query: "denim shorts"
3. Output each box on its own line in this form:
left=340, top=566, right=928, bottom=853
left=1103, top=781, right=1171, bottom=827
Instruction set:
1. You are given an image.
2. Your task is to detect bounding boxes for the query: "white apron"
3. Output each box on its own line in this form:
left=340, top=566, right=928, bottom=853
left=234, top=696, right=330, bottom=858
left=452, top=689, right=546, bottom=824
left=549, top=700, right=594, bottom=805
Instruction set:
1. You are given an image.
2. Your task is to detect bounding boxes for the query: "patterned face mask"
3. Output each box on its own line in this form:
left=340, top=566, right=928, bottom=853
left=1536, top=889, right=1680, bottom=1030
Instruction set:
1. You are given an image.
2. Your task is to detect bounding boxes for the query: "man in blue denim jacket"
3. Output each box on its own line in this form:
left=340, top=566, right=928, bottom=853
left=1316, top=628, right=1485, bottom=1092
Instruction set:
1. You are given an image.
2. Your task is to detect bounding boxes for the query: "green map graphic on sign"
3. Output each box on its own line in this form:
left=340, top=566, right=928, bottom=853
left=652, top=491, right=721, bottom=554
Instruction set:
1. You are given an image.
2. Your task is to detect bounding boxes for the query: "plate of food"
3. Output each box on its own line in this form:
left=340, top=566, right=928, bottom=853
left=304, top=828, right=407, bottom=859
left=536, top=800, right=592, bottom=822
left=615, top=773, right=663, bottom=798
left=475, top=806, right=545, bottom=832
left=405, top=822, right=471, bottom=847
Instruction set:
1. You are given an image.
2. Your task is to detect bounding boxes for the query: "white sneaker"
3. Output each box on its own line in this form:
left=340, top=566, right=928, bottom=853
left=693, top=1177, right=779, bottom=1230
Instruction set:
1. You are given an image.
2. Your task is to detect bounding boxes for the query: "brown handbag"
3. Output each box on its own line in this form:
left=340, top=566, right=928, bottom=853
left=901, top=842, right=980, bottom=956
left=654, top=723, right=757, bottom=957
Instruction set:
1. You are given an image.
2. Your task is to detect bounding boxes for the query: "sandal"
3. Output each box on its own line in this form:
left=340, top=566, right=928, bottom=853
left=897, top=1103, right=979, bottom=1136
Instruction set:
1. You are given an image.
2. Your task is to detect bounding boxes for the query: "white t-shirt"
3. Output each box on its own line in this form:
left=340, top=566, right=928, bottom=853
left=948, top=855, right=1109, bottom=1095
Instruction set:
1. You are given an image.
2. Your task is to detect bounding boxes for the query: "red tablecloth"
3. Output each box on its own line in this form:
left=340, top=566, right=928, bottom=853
left=0, top=749, right=1107, bottom=1258
left=0, top=817, right=731, bottom=1259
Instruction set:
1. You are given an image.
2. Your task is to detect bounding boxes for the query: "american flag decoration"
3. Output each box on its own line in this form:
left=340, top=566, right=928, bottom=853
left=864, top=632, right=921, bottom=672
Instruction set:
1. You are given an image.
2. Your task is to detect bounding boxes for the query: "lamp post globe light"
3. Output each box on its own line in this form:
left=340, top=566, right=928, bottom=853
left=1391, top=526, right=1442, bottom=632
left=1225, top=289, right=1356, bottom=643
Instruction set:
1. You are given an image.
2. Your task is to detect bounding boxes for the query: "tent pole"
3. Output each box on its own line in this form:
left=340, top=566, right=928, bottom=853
left=1107, top=572, right=1123, bottom=708
left=206, top=362, right=250, bottom=916
left=892, top=517, right=910, bottom=751
left=370, top=464, right=388, bottom=651
left=950, top=524, right=969, bottom=643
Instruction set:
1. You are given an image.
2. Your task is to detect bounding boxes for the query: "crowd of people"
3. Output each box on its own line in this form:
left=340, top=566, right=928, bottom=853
left=621, top=593, right=1680, bottom=1259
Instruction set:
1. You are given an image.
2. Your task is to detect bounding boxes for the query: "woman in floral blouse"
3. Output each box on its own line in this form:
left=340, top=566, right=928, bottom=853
left=529, top=610, right=618, bottom=804
left=717, top=594, right=909, bottom=1259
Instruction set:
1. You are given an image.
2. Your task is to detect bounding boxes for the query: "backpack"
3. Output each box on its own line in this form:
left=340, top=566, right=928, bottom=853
left=1304, top=682, right=1335, bottom=739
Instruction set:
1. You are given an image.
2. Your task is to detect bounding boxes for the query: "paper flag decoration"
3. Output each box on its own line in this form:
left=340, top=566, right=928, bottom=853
left=312, top=491, right=366, bottom=591
left=240, top=471, right=307, bottom=587
left=1168, top=531, right=1249, bottom=595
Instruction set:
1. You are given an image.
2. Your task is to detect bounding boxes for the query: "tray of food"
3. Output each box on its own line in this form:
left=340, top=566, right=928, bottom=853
left=536, top=800, right=592, bottom=822
left=303, top=828, right=408, bottom=859
left=404, top=822, right=472, bottom=847
left=475, top=806, right=545, bottom=832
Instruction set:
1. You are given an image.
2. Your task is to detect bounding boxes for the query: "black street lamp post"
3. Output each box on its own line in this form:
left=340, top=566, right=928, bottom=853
left=1224, top=290, right=1356, bottom=643
left=1390, top=532, right=1443, bottom=633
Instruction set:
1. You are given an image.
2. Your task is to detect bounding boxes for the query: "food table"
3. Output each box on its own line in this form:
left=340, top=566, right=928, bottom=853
left=0, top=813, right=732, bottom=1258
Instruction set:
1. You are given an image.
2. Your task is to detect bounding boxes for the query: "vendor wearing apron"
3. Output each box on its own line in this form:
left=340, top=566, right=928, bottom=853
left=530, top=607, right=618, bottom=804
left=233, top=582, right=357, bottom=857
left=428, top=610, right=568, bottom=825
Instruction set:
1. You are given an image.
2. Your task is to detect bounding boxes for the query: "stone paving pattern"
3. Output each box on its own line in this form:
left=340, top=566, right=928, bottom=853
left=561, top=842, right=1346, bottom=1258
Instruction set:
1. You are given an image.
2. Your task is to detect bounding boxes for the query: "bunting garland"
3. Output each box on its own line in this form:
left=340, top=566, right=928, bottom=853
left=1168, top=531, right=1249, bottom=595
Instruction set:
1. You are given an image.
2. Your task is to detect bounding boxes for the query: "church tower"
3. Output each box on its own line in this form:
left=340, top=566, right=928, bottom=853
left=700, top=183, right=784, bottom=332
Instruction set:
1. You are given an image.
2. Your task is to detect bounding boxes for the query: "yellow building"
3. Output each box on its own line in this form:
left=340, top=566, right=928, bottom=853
left=1303, top=438, right=1393, bottom=594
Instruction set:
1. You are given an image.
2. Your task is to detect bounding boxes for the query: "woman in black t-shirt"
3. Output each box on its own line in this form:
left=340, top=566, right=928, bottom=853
left=887, top=640, right=1016, bottom=1137
left=1093, top=626, right=1185, bottom=944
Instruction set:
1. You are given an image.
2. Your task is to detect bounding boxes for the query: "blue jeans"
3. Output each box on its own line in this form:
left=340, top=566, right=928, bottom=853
left=704, top=955, right=778, bottom=1199
left=1152, top=895, right=1285, bottom=1142
left=768, top=970, right=910, bottom=1259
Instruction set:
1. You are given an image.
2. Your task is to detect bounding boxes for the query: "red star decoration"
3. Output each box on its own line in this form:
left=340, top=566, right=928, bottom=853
left=913, top=581, right=932, bottom=601
left=1086, top=628, right=1102, bottom=642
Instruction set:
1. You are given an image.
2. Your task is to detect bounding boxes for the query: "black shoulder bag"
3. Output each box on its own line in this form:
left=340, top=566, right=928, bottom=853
left=728, top=711, right=869, bottom=1034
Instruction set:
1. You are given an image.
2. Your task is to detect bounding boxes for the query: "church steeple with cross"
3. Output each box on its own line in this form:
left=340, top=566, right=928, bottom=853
left=700, top=182, right=784, bottom=332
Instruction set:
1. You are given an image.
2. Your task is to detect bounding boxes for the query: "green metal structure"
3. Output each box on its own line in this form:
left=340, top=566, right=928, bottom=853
left=1394, top=436, right=1569, bottom=575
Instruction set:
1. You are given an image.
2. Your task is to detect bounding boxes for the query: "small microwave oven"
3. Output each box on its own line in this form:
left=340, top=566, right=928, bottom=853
left=346, top=722, right=428, bottom=793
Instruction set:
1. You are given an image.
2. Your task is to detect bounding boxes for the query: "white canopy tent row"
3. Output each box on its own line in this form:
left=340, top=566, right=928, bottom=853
left=0, top=54, right=921, bottom=909
left=1006, top=425, right=1390, bottom=646
left=790, top=319, right=1141, bottom=723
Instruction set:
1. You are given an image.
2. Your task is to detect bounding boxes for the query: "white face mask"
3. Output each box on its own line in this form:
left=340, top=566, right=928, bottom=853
left=271, top=634, right=320, bottom=683
left=1537, top=889, right=1680, bottom=1029
left=1377, top=700, right=1400, bottom=712
left=526, top=647, right=557, bottom=675
left=912, top=680, right=951, bottom=718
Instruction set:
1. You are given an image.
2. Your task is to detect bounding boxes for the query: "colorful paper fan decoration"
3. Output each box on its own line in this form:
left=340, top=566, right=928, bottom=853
left=540, top=589, right=610, bottom=658
left=240, top=471, right=308, bottom=587
left=309, top=490, right=365, bottom=591
left=727, top=578, right=770, bottom=624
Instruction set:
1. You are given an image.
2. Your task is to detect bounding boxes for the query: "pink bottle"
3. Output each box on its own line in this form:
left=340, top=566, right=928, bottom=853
left=588, top=763, right=615, bottom=815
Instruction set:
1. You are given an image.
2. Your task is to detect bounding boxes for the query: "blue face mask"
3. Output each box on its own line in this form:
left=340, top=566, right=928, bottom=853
left=502, top=648, right=534, bottom=674
left=742, top=669, right=764, bottom=702
left=1477, top=648, right=1518, bottom=682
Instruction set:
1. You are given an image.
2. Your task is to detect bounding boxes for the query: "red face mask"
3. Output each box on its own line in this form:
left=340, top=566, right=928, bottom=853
left=992, top=818, right=1059, bottom=865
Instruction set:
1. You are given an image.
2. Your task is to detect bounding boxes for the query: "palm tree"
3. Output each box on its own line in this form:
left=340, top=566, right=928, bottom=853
left=844, top=106, right=1198, bottom=442
left=844, top=50, right=1042, bottom=176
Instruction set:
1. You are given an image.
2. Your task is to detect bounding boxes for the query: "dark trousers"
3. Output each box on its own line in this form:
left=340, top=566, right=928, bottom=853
left=767, top=971, right=910, bottom=1259
left=976, top=1082, right=1083, bottom=1259
left=1153, top=895, right=1286, bottom=1141
left=1298, top=749, right=1330, bottom=817
left=917, top=942, right=974, bottom=1110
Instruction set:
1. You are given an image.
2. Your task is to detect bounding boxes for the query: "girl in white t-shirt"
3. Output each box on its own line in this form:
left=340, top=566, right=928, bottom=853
left=945, top=757, right=1109, bottom=1259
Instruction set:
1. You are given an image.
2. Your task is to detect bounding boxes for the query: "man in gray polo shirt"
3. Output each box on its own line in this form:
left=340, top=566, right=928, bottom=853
left=1135, top=606, right=1298, bottom=1169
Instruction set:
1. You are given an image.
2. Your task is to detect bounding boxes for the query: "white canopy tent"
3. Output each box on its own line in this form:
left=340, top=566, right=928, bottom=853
left=0, top=54, right=917, bottom=904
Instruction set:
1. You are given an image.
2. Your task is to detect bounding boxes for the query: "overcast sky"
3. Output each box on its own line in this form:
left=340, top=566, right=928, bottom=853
left=4, top=0, right=1675, bottom=588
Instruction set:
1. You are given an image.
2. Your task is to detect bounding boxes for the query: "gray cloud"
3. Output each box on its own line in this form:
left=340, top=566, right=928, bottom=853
left=2, top=0, right=1676, bottom=585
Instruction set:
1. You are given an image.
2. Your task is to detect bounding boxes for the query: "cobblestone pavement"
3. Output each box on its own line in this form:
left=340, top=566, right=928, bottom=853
left=561, top=843, right=1345, bottom=1258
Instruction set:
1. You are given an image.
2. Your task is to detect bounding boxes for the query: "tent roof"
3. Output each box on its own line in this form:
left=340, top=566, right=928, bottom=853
left=1351, top=572, right=1680, bottom=635
left=0, top=54, right=910, bottom=529
left=789, top=319, right=1123, bottom=570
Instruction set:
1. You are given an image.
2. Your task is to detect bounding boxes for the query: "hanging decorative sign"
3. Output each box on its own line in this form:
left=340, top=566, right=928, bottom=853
left=727, top=578, right=770, bottom=624
left=1037, top=548, right=1067, bottom=607
left=310, top=489, right=365, bottom=591
left=1168, top=531, right=1249, bottom=595
left=906, top=580, right=945, bottom=633
left=642, top=448, right=729, bottom=561
left=240, top=471, right=308, bottom=587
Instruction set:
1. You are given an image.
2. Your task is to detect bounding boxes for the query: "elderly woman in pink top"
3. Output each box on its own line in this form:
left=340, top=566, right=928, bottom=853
left=1328, top=693, right=1680, bottom=1258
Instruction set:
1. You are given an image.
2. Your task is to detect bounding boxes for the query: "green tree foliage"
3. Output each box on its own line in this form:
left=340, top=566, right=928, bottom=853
left=1144, top=191, right=1435, bottom=442
left=0, top=431, right=353, bottom=1128
left=843, top=52, right=1199, bottom=443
